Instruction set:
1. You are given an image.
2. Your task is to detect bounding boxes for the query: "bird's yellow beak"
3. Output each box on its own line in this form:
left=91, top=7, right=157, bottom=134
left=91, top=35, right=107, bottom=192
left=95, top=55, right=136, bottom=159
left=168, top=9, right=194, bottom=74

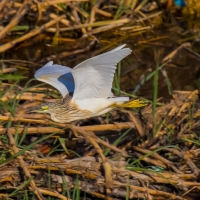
left=27, top=105, right=49, bottom=113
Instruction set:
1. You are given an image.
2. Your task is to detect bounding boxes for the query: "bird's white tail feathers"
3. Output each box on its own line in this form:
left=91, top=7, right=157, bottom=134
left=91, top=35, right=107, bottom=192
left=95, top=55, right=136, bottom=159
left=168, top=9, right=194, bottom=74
left=109, top=97, right=129, bottom=103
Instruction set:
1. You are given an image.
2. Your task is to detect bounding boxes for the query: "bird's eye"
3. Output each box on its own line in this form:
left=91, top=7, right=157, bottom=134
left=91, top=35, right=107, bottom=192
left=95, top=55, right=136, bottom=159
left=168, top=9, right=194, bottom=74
left=41, top=105, right=49, bottom=110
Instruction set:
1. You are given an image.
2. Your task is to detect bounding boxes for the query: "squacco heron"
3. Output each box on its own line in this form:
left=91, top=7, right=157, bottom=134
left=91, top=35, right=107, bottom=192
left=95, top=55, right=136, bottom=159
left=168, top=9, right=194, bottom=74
left=31, top=44, right=146, bottom=123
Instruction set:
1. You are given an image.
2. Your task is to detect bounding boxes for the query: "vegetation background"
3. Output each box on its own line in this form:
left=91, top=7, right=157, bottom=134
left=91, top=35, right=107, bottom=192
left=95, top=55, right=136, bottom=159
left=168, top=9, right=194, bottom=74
left=1, top=0, right=200, bottom=199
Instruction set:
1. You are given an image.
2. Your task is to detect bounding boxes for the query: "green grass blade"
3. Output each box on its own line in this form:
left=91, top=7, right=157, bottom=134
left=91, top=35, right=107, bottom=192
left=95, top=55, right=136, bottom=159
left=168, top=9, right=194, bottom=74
left=8, top=177, right=33, bottom=197
left=133, top=63, right=166, bottom=95
left=152, top=63, right=159, bottom=136
left=104, top=128, right=131, bottom=156
left=0, top=74, right=26, bottom=81
left=127, top=145, right=179, bottom=166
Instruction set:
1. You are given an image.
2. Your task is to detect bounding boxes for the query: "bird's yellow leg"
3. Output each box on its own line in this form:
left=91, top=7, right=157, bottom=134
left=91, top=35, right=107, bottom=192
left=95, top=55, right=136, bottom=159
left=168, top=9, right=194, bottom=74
left=117, top=99, right=148, bottom=108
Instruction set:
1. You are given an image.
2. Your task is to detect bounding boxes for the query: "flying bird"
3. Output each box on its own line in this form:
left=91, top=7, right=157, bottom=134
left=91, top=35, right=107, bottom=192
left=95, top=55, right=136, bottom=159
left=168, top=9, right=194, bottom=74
left=31, top=44, right=146, bottom=123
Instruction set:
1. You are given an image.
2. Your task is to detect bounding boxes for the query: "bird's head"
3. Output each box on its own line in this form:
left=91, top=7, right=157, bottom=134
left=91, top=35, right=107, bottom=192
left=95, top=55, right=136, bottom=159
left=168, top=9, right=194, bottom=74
left=28, top=100, right=70, bottom=123
left=28, top=103, right=55, bottom=114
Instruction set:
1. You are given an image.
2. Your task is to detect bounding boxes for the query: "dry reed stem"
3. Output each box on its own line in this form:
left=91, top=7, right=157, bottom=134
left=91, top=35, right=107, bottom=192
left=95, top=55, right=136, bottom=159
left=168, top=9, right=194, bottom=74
left=1, top=68, right=17, bottom=73
left=167, top=105, right=179, bottom=118
left=31, top=157, right=101, bottom=168
left=73, top=126, right=128, bottom=156
left=124, top=0, right=131, bottom=6
left=183, top=151, right=199, bottom=177
left=2, top=92, right=48, bottom=101
left=7, top=129, right=44, bottom=200
left=0, top=115, right=59, bottom=126
left=82, top=191, right=107, bottom=199
left=115, top=168, right=187, bottom=187
left=70, top=4, right=87, bottom=34
left=74, top=5, right=89, bottom=18
left=82, top=23, right=125, bottom=37
left=136, top=11, right=163, bottom=22
left=137, top=36, right=168, bottom=44
left=13, top=1, right=87, bottom=9
left=135, top=152, right=167, bottom=168
left=88, top=0, right=104, bottom=31
left=0, top=15, right=65, bottom=53
left=133, top=146, right=182, bottom=174
left=122, top=110, right=144, bottom=136
left=95, top=137, right=128, bottom=156
left=113, top=180, right=185, bottom=200
left=0, top=194, right=8, bottom=198
left=36, top=1, right=42, bottom=24
left=162, top=43, right=191, bottom=63
left=0, top=0, right=31, bottom=39
left=0, top=127, right=64, bottom=135
left=80, top=122, right=135, bottom=131
left=5, top=113, right=51, bottom=119
left=1, top=82, right=23, bottom=89
left=131, top=0, right=138, bottom=10
left=0, top=114, right=136, bottom=131
left=50, top=13, right=70, bottom=26
left=75, top=129, right=113, bottom=190
left=181, top=186, right=198, bottom=198
left=32, top=164, right=100, bottom=179
left=95, top=8, right=112, bottom=17
left=38, top=188, right=70, bottom=200
left=0, top=0, right=8, bottom=13
left=37, top=0, right=88, bottom=7
left=52, top=3, right=65, bottom=12
left=47, top=18, right=131, bottom=32
left=76, top=126, right=128, bottom=157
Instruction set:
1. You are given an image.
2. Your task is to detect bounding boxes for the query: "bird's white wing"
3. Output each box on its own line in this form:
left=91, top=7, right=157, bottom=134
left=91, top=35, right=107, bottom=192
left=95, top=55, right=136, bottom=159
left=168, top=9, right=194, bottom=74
left=34, top=61, right=75, bottom=98
left=71, top=44, right=131, bottom=100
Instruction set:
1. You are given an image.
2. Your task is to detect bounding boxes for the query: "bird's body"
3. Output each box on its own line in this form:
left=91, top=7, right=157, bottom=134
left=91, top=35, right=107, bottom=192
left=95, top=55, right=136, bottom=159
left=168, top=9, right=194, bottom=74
left=32, top=44, right=146, bottom=123
left=38, top=94, right=131, bottom=123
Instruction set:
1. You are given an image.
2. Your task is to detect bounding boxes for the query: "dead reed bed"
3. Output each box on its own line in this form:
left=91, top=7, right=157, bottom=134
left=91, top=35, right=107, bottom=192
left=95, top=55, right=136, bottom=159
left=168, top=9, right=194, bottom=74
left=0, top=76, right=200, bottom=199
left=1, top=0, right=200, bottom=199
left=1, top=0, right=199, bottom=55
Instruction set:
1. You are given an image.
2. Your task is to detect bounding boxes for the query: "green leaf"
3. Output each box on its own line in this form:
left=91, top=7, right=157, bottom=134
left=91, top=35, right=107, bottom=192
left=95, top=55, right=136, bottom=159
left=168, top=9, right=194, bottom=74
left=0, top=100, right=14, bottom=116
left=0, top=74, right=26, bottom=81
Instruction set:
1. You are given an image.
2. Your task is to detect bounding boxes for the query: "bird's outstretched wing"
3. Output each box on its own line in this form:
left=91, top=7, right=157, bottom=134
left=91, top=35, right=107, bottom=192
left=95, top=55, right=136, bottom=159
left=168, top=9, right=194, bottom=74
left=71, top=44, right=131, bottom=100
left=34, top=61, right=75, bottom=98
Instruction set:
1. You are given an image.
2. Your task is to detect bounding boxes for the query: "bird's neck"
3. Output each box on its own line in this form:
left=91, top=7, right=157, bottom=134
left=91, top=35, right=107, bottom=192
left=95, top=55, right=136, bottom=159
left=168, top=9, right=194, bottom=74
left=62, top=94, right=72, bottom=105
